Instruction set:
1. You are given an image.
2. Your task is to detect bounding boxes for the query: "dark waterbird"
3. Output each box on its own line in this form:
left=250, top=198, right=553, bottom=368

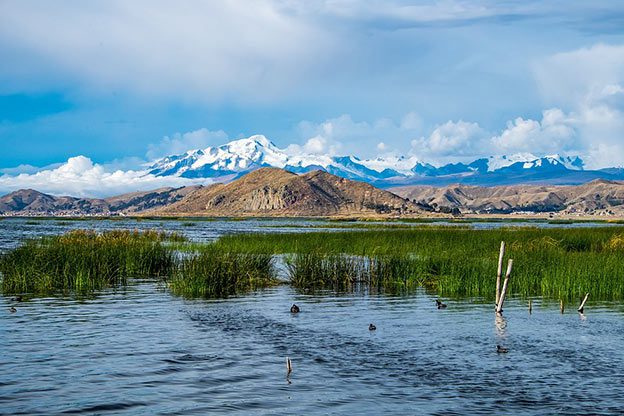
left=497, top=345, right=509, bottom=354
left=11, top=296, right=23, bottom=302
left=290, top=304, right=300, bottom=313
left=436, top=299, right=447, bottom=309
left=9, top=307, right=16, bottom=313
left=369, top=323, right=377, bottom=331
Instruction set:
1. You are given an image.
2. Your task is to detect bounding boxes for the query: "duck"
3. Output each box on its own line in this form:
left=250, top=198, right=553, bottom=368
left=369, top=323, right=377, bottom=331
left=436, top=299, right=447, bottom=309
left=11, top=296, right=22, bottom=302
left=9, top=307, right=16, bottom=313
left=290, top=304, right=300, bottom=314
left=496, top=345, right=509, bottom=354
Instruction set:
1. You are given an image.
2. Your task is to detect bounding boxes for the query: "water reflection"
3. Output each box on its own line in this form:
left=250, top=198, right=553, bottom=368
left=495, top=313, right=508, bottom=338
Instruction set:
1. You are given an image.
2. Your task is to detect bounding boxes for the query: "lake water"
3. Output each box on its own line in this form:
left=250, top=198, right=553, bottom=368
left=2, top=218, right=624, bottom=415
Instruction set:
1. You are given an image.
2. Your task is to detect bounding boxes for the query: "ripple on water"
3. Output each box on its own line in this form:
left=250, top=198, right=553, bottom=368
left=2, top=283, right=624, bottom=415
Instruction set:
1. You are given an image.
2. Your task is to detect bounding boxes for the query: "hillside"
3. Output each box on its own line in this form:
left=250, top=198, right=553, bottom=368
left=391, top=179, right=624, bottom=215
left=0, top=186, right=198, bottom=216
left=155, top=167, right=420, bottom=217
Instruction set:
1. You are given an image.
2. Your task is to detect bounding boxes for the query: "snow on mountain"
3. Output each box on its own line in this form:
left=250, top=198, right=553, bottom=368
left=147, top=135, right=588, bottom=186
left=358, top=155, right=420, bottom=175
left=486, top=153, right=584, bottom=172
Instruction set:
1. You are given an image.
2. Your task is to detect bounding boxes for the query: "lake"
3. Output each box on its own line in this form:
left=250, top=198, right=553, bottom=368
left=2, top=218, right=624, bottom=415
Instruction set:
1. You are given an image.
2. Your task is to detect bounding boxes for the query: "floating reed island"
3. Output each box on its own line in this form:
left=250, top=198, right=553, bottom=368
left=1, top=226, right=624, bottom=301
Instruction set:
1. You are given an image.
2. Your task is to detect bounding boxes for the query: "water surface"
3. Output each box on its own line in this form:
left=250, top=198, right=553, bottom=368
left=2, top=218, right=624, bottom=414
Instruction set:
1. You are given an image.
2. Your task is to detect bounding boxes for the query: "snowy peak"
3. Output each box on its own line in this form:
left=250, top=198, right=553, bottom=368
left=486, top=154, right=584, bottom=172
left=147, top=135, right=589, bottom=185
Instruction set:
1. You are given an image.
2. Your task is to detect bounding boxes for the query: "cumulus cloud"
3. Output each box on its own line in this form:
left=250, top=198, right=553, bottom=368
left=409, top=120, right=487, bottom=163
left=291, top=113, right=423, bottom=158
left=532, top=43, right=624, bottom=167
left=146, top=129, right=229, bottom=160
left=0, top=156, right=211, bottom=198
left=491, top=108, right=577, bottom=154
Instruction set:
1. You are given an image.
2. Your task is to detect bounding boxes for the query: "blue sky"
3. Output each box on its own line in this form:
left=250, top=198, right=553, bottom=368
left=1, top=0, right=624, bottom=177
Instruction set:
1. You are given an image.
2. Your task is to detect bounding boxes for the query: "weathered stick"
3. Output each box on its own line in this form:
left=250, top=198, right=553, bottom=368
left=578, top=293, right=589, bottom=313
left=495, top=259, right=513, bottom=314
left=560, top=300, right=565, bottom=314
left=495, top=241, right=506, bottom=307
left=528, top=299, right=532, bottom=314
left=286, top=357, right=292, bottom=374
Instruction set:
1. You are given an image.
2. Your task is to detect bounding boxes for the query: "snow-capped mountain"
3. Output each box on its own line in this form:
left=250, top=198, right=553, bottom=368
left=146, top=135, right=603, bottom=186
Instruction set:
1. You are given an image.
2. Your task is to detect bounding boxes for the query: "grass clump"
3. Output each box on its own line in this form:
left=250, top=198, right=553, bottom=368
left=214, top=226, right=624, bottom=300
left=168, top=248, right=276, bottom=298
left=287, top=253, right=418, bottom=292
left=0, top=230, right=178, bottom=295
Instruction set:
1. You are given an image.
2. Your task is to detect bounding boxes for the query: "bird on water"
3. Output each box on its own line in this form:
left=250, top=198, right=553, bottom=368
left=290, top=304, right=300, bottom=313
left=9, top=307, right=17, bottom=313
left=369, top=323, right=377, bottom=331
left=497, top=345, right=509, bottom=353
left=436, top=299, right=447, bottom=309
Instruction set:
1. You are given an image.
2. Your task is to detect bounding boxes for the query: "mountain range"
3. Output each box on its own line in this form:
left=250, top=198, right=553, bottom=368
left=0, top=168, right=421, bottom=217
left=1, top=167, right=623, bottom=217
left=146, top=135, right=622, bottom=187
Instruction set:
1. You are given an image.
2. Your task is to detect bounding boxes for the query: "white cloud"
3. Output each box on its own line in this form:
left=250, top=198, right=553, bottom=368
left=410, top=120, right=486, bottom=162
left=293, top=113, right=423, bottom=158
left=491, top=108, right=577, bottom=154
left=0, top=156, right=211, bottom=198
left=532, top=43, right=624, bottom=168
left=0, top=1, right=332, bottom=101
left=147, top=129, right=229, bottom=160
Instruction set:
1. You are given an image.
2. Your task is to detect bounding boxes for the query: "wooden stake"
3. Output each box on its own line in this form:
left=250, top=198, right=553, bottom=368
left=495, top=259, right=513, bottom=314
left=286, top=357, right=292, bottom=374
left=560, top=299, right=564, bottom=314
left=528, top=299, right=532, bottom=314
left=495, top=241, right=506, bottom=307
left=578, top=293, right=589, bottom=313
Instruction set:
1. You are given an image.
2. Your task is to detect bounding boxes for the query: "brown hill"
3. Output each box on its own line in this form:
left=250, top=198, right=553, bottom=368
left=155, top=168, right=419, bottom=217
left=390, top=179, right=624, bottom=215
left=0, top=186, right=199, bottom=216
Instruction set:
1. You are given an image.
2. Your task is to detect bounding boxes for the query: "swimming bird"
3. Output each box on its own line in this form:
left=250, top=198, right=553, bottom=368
left=11, top=296, right=22, bottom=302
left=436, top=299, right=447, bottom=309
left=496, top=345, right=509, bottom=354
left=9, top=307, right=16, bottom=313
left=369, top=323, right=376, bottom=331
left=290, top=304, right=300, bottom=313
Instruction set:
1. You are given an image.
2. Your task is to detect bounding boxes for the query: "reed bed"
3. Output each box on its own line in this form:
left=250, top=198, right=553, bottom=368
left=168, top=248, right=276, bottom=298
left=287, top=253, right=419, bottom=292
left=214, top=227, right=624, bottom=300
left=0, top=230, right=179, bottom=295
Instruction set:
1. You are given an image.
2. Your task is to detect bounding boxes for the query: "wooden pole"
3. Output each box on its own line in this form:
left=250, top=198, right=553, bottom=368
left=578, top=293, right=589, bottom=313
left=528, top=299, right=532, bottom=314
left=286, top=357, right=292, bottom=374
left=495, top=241, right=506, bottom=307
left=495, top=259, right=513, bottom=314
left=560, top=299, right=565, bottom=314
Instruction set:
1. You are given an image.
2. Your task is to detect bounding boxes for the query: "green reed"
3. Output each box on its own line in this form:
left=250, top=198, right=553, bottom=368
left=0, top=229, right=179, bottom=295
left=286, top=253, right=420, bottom=292
left=168, top=248, right=276, bottom=298
left=213, top=226, right=624, bottom=300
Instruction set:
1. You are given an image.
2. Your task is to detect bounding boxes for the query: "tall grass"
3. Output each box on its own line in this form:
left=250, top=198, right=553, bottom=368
left=214, top=227, right=624, bottom=300
left=168, top=248, right=276, bottom=298
left=287, top=253, right=419, bottom=292
left=0, top=230, right=178, bottom=295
